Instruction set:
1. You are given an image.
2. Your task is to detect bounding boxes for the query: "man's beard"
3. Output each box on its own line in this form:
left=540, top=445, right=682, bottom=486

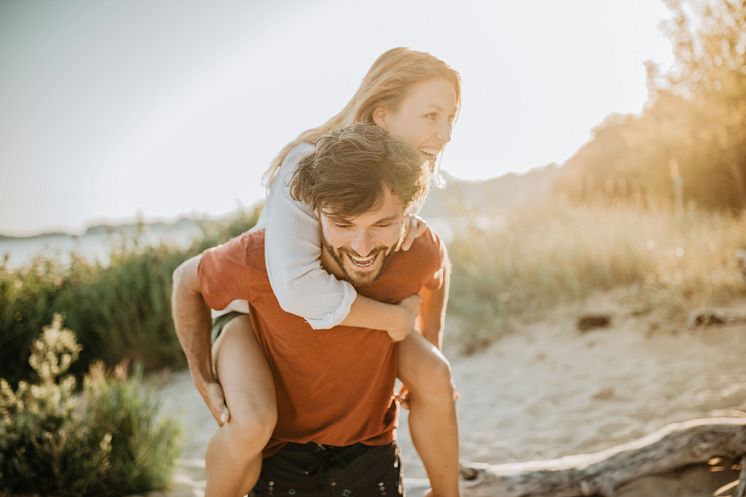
left=320, top=233, right=397, bottom=287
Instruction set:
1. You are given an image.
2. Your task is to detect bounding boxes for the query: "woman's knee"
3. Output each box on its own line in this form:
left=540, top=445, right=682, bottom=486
left=410, top=354, right=455, bottom=400
left=226, top=402, right=277, bottom=448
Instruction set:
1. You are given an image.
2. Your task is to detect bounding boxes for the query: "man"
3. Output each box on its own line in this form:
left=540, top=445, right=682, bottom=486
left=172, top=123, right=457, bottom=497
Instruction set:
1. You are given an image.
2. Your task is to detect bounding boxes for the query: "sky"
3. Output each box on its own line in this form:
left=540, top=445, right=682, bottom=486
left=0, top=0, right=674, bottom=236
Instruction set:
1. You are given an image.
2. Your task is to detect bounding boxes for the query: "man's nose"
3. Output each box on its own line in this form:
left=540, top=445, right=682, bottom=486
left=351, top=232, right=374, bottom=256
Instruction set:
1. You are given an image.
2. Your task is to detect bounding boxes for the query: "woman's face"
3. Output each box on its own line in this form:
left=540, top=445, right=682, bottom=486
left=373, top=78, right=458, bottom=165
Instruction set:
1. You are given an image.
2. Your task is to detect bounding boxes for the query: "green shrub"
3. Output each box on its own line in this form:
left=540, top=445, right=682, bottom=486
left=0, top=208, right=258, bottom=385
left=0, top=315, right=182, bottom=497
left=82, top=362, right=182, bottom=494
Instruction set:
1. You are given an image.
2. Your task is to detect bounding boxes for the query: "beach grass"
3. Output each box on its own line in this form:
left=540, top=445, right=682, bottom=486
left=447, top=200, right=746, bottom=353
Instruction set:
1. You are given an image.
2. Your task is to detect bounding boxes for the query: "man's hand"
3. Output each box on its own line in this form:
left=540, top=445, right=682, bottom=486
left=195, top=374, right=231, bottom=426
left=396, top=384, right=411, bottom=410
left=400, top=214, right=428, bottom=251
left=172, top=254, right=231, bottom=427
left=386, top=294, right=420, bottom=342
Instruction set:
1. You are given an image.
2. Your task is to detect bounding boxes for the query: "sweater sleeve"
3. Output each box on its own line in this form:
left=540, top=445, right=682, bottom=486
left=262, top=142, right=357, bottom=330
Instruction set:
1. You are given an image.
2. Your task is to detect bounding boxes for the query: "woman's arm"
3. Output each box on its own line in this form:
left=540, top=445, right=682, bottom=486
left=341, top=293, right=420, bottom=341
left=263, top=142, right=419, bottom=334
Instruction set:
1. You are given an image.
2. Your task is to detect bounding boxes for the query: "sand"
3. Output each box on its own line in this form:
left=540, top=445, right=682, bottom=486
left=148, top=292, right=746, bottom=497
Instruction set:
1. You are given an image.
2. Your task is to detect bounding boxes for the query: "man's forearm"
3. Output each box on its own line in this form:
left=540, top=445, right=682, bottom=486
left=417, top=255, right=451, bottom=349
left=417, top=284, right=447, bottom=349
left=172, top=256, right=215, bottom=384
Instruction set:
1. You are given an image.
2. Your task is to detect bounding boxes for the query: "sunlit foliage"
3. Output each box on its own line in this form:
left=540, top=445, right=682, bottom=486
left=556, top=0, right=746, bottom=211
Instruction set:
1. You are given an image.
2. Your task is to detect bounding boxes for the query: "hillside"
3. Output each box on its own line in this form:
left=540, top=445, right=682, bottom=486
left=420, top=164, right=561, bottom=218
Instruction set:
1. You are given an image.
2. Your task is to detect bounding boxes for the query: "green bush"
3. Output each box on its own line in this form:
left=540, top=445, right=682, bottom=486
left=0, top=209, right=258, bottom=385
left=0, top=316, right=182, bottom=497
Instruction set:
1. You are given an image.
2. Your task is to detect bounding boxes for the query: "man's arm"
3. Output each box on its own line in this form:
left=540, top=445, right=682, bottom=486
left=416, top=247, right=451, bottom=349
left=171, top=254, right=230, bottom=425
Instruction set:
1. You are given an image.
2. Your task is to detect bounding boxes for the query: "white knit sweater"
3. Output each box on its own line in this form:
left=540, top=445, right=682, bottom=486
left=216, top=142, right=356, bottom=329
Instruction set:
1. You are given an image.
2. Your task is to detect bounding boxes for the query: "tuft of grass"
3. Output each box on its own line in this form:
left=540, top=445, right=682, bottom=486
left=447, top=201, right=746, bottom=353
left=0, top=315, right=182, bottom=497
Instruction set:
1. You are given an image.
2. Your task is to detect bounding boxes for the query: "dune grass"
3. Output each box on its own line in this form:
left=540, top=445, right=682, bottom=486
left=447, top=200, right=746, bottom=352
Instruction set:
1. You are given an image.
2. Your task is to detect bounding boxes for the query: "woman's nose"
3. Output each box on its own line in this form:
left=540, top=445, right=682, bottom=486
left=438, top=120, right=452, bottom=143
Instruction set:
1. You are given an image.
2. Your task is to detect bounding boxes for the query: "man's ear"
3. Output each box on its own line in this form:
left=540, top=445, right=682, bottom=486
left=372, top=106, right=388, bottom=128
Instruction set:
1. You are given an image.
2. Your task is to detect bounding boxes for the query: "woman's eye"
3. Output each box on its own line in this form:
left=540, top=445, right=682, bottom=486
left=424, top=113, right=437, bottom=120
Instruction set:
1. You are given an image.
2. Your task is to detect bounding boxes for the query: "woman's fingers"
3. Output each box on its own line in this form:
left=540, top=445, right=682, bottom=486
left=401, top=214, right=428, bottom=251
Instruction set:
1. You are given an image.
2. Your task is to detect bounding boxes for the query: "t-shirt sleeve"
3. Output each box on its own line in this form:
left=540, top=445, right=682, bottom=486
left=263, top=143, right=357, bottom=330
left=421, top=229, right=447, bottom=291
left=198, top=235, right=256, bottom=311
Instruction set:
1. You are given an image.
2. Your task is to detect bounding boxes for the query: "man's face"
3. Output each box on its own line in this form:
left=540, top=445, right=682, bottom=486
left=319, top=187, right=407, bottom=287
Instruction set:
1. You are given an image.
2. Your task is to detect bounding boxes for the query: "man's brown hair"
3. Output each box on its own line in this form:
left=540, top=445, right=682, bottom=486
left=290, top=123, right=430, bottom=217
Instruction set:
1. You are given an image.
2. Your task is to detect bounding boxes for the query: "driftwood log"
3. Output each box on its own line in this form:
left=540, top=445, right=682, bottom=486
left=460, top=417, right=746, bottom=497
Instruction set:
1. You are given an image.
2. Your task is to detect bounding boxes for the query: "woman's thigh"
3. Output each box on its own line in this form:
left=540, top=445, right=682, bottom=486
left=213, top=314, right=277, bottom=424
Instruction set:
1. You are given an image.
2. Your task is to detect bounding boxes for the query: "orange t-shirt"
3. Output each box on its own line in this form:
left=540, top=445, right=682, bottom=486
left=198, top=228, right=446, bottom=455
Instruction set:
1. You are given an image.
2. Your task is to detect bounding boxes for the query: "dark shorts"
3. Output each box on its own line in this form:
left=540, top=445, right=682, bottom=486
left=211, top=310, right=245, bottom=343
left=252, top=441, right=404, bottom=497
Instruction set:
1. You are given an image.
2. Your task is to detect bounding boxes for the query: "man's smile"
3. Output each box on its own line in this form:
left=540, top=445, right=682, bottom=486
left=345, top=250, right=380, bottom=269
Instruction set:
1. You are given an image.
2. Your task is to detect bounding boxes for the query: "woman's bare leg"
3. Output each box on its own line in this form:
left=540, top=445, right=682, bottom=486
left=205, top=315, right=277, bottom=497
left=398, top=332, right=460, bottom=497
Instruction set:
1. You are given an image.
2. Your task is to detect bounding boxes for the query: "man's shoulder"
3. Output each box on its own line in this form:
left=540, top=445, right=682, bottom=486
left=389, top=227, right=446, bottom=278
left=197, top=229, right=269, bottom=311
left=361, top=227, right=445, bottom=299
left=407, top=227, right=445, bottom=266
left=205, top=229, right=267, bottom=272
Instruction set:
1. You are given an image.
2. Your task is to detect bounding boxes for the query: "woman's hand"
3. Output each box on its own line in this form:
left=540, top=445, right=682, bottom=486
left=385, top=294, right=420, bottom=342
left=400, top=214, right=428, bottom=251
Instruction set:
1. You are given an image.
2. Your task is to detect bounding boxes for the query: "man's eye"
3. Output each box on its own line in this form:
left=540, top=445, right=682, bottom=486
left=424, top=113, right=437, bottom=120
left=375, top=223, right=392, bottom=228
left=335, top=223, right=353, bottom=229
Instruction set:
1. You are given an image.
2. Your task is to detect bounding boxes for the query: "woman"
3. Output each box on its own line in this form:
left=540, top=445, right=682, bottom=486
left=203, top=48, right=461, bottom=497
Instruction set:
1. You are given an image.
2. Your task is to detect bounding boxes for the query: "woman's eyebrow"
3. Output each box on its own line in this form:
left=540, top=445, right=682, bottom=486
left=424, top=104, right=457, bottom=115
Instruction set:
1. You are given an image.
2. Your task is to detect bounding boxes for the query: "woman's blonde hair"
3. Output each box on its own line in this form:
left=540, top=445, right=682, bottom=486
left=262, top=47, right=461, bottom=188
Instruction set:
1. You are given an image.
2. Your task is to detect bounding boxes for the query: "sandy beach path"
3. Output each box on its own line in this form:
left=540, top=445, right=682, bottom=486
left=149, top=295, right=746, bottom=497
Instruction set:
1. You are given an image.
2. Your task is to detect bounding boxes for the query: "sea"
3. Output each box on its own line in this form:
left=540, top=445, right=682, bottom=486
left=0, top=216, right=499, bottom=270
